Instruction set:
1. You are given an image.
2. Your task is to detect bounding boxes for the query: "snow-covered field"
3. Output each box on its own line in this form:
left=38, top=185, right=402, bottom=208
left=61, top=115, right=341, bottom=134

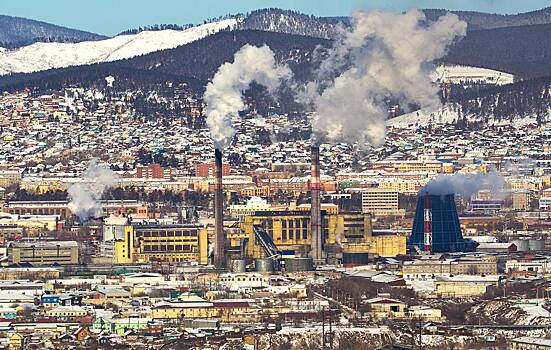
left=0, top=18, right=238, bottom=75
left=433, top=64, right=515, bottom=86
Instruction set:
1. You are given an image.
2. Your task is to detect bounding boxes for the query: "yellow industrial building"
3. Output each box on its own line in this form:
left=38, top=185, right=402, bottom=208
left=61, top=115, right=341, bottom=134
left=112, top=210, right=405, bottom=265
left=239, top=211, right=406, bottom=261
left=114, top=224, right=209, bottom=264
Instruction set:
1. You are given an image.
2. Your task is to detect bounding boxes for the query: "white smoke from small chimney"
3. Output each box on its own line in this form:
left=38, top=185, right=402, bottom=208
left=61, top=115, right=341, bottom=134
left=204, top=44, right=292, bottom=149
left=68, top=158, right=118, bottom=221
left=422, top=170, right=507, bottom=198
left=302, top=9, right=467, bottom=146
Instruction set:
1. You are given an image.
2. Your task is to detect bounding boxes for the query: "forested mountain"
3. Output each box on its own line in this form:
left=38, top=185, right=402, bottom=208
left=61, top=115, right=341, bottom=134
left=0, top=30, right=328, bottom=92
left=233, top=7, right=551, bottom=40
left=3, top=17, right=551, bottom=90
left=450, top=77, right=551, bottom=123
left=238, top=9, right=341, bottom=39
left=1, top=8, right=551, bottom=127
left=442, top=23, right=551, bottom=79
left=423, top=7, right=551, bottom=31
left=0, top=14, right=105, bottom=48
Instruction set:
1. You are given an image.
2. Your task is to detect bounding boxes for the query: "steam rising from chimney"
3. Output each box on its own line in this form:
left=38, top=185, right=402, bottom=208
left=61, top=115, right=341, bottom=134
left=302, top=9, right=467, bottom=146
left=68, top=158, right=118, bottom=221
left=204, top=44, right=292, bottom=149
left=422, top=170, right=507, bottom=198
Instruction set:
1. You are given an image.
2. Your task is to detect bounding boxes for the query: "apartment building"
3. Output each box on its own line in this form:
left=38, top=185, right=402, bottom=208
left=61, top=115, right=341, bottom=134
left=136, top=163, right=174, bottom=180
left=195, top=162, right=230, bottom=177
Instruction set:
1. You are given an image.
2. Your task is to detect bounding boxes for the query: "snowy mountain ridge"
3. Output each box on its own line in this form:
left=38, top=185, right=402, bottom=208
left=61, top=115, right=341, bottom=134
left=0, top=18, right=239, bottom=76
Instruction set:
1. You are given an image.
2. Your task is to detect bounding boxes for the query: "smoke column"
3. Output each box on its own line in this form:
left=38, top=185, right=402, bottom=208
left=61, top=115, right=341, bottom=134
left=422, top=170, right=507, bottom=198
left=204, top=44, right=292, bottom=149
left=303, top=9, right=467, bottom=146
left=68, top=158, right=118, bottom=221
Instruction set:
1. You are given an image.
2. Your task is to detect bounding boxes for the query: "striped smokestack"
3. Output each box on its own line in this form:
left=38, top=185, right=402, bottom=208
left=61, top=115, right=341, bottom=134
left=423, top=193, right=432, bottom=253
left=310, top=146, right=322, bottom=262
left=214, top=149, right=225, bottom=268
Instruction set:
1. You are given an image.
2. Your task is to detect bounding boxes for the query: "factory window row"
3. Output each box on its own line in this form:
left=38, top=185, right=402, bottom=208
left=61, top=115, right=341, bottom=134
left=281, top=219, right=309, bottom=240
left=136, top=230, right=198, bottom=237
left=344, top=234, right=365, bottom=239
left=19, top=249, right=73, bottom=254
left=142, top=244, right=194, bottom=252
left=15, top=257, right=74, bottom=262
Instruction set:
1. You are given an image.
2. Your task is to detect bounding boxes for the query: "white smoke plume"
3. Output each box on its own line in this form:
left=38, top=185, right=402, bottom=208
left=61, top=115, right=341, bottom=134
left=204, top=44, right=293, bottom=149
left=422, top=170, right=508, bottom=198
left=303, top=9, right=467, bottom=146
left=68, top=158, right=118, bottom=221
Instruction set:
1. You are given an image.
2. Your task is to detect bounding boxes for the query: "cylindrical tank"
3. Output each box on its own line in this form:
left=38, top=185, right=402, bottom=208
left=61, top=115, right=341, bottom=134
left=528, top=239, right=545, bottom=251
left=255, top=259, right=274, bottom=273
left=284, top=257, right=314, bottom=272
left=230, top=259, right=246, bottom=273
left=512, top=239, right=529, bottom=252
left=342, top=252, right=370, bottom=267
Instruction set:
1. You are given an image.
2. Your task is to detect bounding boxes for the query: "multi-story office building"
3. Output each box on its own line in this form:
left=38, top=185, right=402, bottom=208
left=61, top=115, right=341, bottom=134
left=7, top=241, right=79, bottom=265
left=361, top=189, right=403, bottom=216
left=470, top=199, right=503, bottom=213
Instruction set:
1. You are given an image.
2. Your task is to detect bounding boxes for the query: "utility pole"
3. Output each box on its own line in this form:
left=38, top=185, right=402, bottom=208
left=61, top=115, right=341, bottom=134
left=321, top=307, right=326, bottom=350
left=417, top=318, right=422, bottom=350
left=329, top=307, right=334, bottom=350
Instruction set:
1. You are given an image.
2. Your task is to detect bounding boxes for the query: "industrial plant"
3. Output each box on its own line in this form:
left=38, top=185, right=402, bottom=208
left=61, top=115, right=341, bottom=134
left=209, top=146, right=406, bottom=274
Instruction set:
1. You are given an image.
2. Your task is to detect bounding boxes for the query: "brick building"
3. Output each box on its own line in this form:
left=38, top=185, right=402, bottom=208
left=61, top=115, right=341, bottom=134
left=195, top=162, right=230, bottom=177
left=136, top=164, right=173, bottom=180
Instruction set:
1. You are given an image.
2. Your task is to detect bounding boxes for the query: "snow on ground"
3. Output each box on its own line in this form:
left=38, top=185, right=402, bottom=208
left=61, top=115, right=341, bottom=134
left=433, top=64, right=515, bottom=86
left=387, top=104, right=460, bottom=129
left=0, top=18, right=239, bottom=75
left=517, top=302, right=551, bottom=324
left=387, top=103, right=543, bottom=130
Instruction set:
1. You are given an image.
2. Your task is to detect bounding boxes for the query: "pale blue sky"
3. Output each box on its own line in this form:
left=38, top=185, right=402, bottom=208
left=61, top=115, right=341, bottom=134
left=1, top=0, right=550, bottom=36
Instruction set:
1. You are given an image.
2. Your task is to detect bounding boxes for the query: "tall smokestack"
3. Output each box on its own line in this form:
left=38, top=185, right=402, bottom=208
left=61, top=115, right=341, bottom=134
left=310, top=146, right=322, bottom=262
left=214, top=149, right=225, bottom=268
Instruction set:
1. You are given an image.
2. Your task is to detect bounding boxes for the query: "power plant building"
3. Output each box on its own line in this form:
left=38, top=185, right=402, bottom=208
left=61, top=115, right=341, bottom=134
left=240, top=211, right=406, bottom=262
left=114, top=224, right=208, bottom=264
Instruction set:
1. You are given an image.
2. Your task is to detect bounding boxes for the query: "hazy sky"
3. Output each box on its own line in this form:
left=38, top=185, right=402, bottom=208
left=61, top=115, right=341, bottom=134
left=1, top=0, right=549, bottom=36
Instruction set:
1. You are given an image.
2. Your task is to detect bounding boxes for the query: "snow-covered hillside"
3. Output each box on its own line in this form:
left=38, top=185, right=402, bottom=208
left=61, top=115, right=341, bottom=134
left=433, top=64, right=515, bottom=86
left=387, top=105, right=461, bottom=129
left=0, top=18, right=238, bottom=75
left=387, top=104, right=540, bottom=129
